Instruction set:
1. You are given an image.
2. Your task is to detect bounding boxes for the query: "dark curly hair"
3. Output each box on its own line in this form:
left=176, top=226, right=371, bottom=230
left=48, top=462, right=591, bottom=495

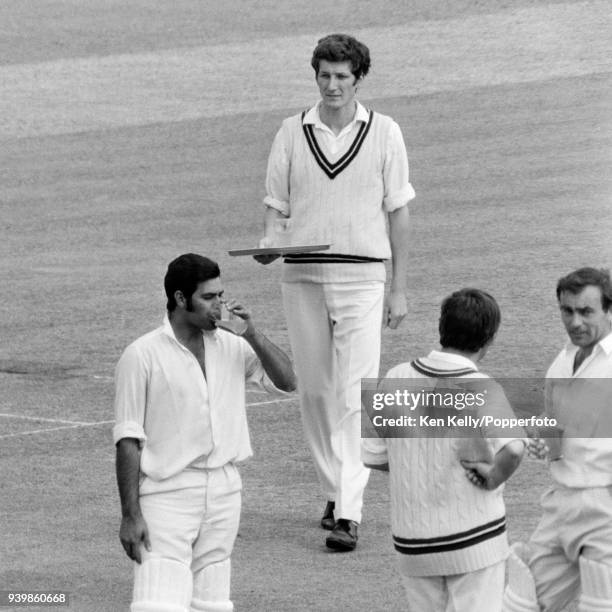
left=311, top=33, right=371, bottom=80
left=164, top=253, right=220, bottom=312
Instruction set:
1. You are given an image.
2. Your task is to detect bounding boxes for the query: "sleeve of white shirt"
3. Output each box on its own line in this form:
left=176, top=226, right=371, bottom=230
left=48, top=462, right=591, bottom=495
left=263, top=122, right=291, bottom=216
left=243, top=339, right=292, bottom=395
left=361, top=366, right=399, bottom=465
left=480, top=378, right=527, bottom=455
left=361, top=436, right=389, bottom=466
left=113, top=343, right=148, bottom=446
left=383, top=120, right=416, bottom=212
left=543, top=376, right=553, bottom=416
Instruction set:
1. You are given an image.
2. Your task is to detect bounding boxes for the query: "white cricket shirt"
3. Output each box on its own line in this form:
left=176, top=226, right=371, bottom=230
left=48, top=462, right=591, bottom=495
left=113, top=316, right=277, bottom=480
left=546, top=330, right=612, bottom=487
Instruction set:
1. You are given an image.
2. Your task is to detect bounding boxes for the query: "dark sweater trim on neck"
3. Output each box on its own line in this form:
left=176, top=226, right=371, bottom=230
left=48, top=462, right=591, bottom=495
left=301, top=109, right=374, bottom=180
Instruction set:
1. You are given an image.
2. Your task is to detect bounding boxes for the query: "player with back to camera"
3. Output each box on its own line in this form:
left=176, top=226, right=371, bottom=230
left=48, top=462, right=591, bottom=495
left=362, top=288, right=526, bottom=612
left=255, top=32, right=416, bottom=552
left=502, top=267, right=612, bottom=612
left=114, top=253, right=296, bottom=612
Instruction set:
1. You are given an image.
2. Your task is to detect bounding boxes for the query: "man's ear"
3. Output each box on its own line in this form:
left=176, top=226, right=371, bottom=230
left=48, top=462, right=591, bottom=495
left=477, top=338, right=494, bottom=362
left=174, top=290, right=186, bottom=309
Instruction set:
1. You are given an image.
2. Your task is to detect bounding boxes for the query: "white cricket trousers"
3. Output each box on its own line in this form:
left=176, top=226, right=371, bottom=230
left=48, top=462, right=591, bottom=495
left=138, top=464, right=242, bottom=572
left=282, top=279, right=384, bottom=523
left=400, top=561, right=505, bottom=612
left=527, top=485, right=612, bottom=612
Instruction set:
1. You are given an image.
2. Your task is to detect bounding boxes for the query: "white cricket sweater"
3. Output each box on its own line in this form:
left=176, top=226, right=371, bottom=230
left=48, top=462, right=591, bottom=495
left=265, top=103, right=415, bottom=284
left=362, top=351, right=522, bottom=577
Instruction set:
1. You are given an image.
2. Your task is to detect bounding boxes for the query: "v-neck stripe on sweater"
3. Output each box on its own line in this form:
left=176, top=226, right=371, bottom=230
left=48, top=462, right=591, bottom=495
left=301, top=109, right=374, bottom=179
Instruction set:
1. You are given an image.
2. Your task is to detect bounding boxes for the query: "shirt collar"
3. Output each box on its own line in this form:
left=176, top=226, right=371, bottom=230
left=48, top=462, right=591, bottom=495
left=426, top=349, right=480, bottom=371
left=302, top=100, right=368, bottom=128
left=162, top=314, right=218, bottom=344
left=162, top=314, right=176, bottom=339
left=600, top=330, right=612, bottom=355
left=564, top=329, right=612, bottom=357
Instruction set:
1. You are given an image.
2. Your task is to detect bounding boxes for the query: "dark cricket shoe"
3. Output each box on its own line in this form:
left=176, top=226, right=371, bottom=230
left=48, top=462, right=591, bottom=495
left=325, top=519, right=358, bottom=551
left=320, top=501, right=335, bottom=530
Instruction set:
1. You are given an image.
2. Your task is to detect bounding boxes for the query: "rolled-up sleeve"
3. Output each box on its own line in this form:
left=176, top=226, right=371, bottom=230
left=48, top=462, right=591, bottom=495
left=361, top=437, right=388, bottom=466
left=383, top=120, right=416, bottom=212
left=481, top=379, right=526, bottom=452
left=263, top=123, right=291, bottom=216
left=113, top=344, right=147, bottom=446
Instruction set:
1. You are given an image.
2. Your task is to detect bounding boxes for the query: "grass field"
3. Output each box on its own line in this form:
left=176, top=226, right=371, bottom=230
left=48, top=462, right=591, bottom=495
left=1, top=1, right=611, bottom=610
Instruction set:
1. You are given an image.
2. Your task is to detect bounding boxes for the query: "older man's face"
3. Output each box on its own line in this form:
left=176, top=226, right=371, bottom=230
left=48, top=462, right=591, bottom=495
left=559, top=285, right=611, bottom=349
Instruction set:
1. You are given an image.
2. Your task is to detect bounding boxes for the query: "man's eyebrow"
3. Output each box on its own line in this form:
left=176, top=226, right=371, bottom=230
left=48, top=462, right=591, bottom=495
left=560, top=305, right=594, bottom=313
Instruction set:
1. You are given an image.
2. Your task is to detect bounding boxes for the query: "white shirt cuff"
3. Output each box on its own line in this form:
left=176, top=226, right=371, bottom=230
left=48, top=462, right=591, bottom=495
left=384, top=183, right=416, bottom=212
left=490, top=436, right=527, bottom=454
left=361, top=441, right=388, bottom=466
left=263, top=196, right=290, bottom=216
left=113, top=421, right=147, bottom=446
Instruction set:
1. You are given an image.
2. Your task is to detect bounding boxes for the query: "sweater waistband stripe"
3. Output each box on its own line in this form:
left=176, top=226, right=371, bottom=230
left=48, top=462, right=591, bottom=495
left=284, top=253, right=384, bottom=264
left=395, top=522, right=505, bottom=549
left=393, top=522, right=506, bottom=555
left=393, top=516, right=505, bottom=546
left=411, top=358, right=477, bottom=378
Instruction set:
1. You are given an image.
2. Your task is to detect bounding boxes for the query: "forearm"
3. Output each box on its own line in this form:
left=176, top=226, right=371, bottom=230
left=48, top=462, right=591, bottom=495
left=488, top=440, right=525, bottom=488
left=388, top=206, right=410, bottom=293
left=116, top=438, right=143, bottom=519
left=243, top=328, right=297, bottom=392
left=263, top=206, right=285, bottom=241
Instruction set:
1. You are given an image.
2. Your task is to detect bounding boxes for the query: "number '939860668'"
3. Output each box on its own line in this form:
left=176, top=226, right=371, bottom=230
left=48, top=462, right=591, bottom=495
left=0, top=591, right=69, bottom=607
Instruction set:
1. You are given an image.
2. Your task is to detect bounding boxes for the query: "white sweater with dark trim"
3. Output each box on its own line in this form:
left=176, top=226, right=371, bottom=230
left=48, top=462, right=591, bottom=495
left=362, top=351, right=521, bottom=577
left=264, top=105, right=414, bottom=261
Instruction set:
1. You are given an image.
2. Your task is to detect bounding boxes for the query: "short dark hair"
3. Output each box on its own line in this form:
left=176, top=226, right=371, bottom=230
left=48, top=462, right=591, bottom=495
left=164, top=253, right=220, bottom=312
left=439, top=289, right=501, bottom=352
left=556, top=267, right=612, bottom=311
left=311, top=33, right=371, bottom=80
